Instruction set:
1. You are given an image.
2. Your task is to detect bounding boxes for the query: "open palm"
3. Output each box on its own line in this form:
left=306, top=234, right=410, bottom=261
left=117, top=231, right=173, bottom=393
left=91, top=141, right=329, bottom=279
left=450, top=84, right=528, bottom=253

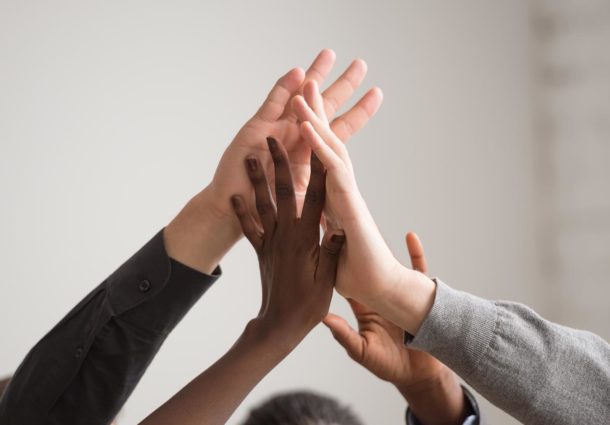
left=210, top=49, right=383, bottom=224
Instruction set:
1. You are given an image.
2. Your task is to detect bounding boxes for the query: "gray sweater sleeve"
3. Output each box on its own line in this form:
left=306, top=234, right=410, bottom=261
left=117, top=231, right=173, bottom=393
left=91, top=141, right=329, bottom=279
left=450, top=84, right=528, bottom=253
left=409, top=279, right=610, bottom=425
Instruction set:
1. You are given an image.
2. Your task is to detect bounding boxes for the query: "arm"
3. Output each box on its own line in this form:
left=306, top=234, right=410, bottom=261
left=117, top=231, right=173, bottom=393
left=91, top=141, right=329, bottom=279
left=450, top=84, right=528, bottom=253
left=0, top=229, right=220, bottom=425
left=294, top=89, right=610, bottom=424
left=408, top=279, right=610, bottom=424
left=324, top=232, right=476, bottom=425
left=0, top=50, right=381, bottom=425
left=139, top=138, right=346, bottom=425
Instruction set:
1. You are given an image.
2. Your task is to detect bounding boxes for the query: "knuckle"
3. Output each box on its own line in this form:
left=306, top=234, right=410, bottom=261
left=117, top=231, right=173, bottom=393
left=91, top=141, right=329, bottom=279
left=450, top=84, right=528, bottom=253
left=304, top=189, right=323, bottom=205
left=309, top=162, right=325, bottom=176
left=256, top=201, right=273, bottom=215
left=275, top=183, right=294, bottom=200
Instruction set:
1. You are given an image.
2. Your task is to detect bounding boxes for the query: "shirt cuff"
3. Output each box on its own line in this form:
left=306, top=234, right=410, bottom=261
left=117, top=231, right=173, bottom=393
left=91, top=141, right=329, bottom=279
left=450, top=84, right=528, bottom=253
left=105, top=229, right=220, bottom=316
left=404, top=278, right=498, bottom=381
left=405, top=385, right=481, bottom=425
left=108, top=229, right=222, bottom=334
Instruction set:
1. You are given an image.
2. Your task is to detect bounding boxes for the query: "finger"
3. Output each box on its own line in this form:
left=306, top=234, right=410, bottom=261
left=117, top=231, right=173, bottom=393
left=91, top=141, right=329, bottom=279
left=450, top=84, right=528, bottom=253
left=322, top=58, right=368, bottom=119
left=300, top=153, right=326, bottom=231
left=300, top=121, right=341, bottom=172
left=322, top=313, right=364, bottom=362
left=316, top=231, right=346, bottom=285
left=255, top=67, right=305, bottom=122
left=303, top=48, right=336, bottom=90
left=244, top=157, right=276, bottom=234
left=230, top=195, right=263, bottom=252
left=330, top=87, right=384, bottom=143
left=304, top=79, right=328, bottom=123
left=292, top=95, right=346, bottom=157
left=406, top=232, right=428, bottom=274
left=266, top=137, right=297, bottom=224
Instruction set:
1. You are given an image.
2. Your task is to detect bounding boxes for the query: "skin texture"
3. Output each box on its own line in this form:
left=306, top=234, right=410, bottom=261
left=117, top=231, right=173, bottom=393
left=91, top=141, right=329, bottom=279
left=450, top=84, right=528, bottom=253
left=324, top=233, right=471, bottom=425
left=139, top=140, right=345, bottom=425
left=293, top=81, right=437, bottom=335
left=164, top=49, right=382, bottom=275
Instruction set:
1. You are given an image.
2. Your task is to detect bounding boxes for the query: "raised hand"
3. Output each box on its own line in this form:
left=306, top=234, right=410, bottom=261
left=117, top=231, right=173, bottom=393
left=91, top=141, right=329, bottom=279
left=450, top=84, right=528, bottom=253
left=140, top=138, right=346, bottom=425
left=292, top=82, right=408, bottom=300
left=165, top=49, right=382, bottom=275
left=211, top=49, right=382, bottom=224
left=293, top=81, right=437, bottom=336
left=324, top=232, right=470, bottom=425
left=231, top=137, right=346, bottom=345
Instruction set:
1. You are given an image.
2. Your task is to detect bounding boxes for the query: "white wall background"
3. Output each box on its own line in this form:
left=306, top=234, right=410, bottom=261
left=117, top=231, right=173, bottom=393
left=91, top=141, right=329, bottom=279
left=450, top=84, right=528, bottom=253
left=0, top=1, right=606, bottom=424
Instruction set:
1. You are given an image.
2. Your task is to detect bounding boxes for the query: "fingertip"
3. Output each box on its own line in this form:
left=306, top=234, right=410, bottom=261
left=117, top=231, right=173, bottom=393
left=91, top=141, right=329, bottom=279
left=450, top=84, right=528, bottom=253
left=371, top=86, right=384, bottom=101
left=230, top=195, right=242, bottom=211
left=361, top=87, right=384, bottom=116
left=353, top=58, right=368, bottom=74
left=244, top=156, right=258, bottom=174
left=299, top=121, right=314, bottom=143
left=300, top=120, right=312, bottom=131
left=291, top=94, right=306, bottom=112
left=319, top=48, right=336, bottom=62
left=330, top=231, right=346, bottom=245
left=266, top=136, right=278, bottom=152
left=406, top=231, right=421, bottom=246
left=289, top=66, right=306, bottom=80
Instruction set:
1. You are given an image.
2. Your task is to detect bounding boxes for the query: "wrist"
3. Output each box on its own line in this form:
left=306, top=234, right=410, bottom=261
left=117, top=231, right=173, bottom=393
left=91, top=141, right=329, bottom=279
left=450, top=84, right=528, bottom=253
left=165, top=185, right=242, bottom=274
left=366, top=264, right=436, bottom=336
left=398, top=366, right=470, bottom=425
left=242, top=318, right=301, bottom=360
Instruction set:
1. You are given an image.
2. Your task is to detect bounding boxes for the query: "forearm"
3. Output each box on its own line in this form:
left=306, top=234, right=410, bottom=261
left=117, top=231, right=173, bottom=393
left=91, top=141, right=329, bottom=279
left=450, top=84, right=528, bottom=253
left=0, top=231, right=218, bottom=425
left=165, top=185, right=242, bottom=275
left=139, top=320, right=295, bottom=425
left=409, top=280, right=610, bottom=424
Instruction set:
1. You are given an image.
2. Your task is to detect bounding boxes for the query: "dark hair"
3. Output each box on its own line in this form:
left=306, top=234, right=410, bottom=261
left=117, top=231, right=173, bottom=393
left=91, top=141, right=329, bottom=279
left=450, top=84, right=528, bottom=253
left=242, top=390, right=364, bottom=425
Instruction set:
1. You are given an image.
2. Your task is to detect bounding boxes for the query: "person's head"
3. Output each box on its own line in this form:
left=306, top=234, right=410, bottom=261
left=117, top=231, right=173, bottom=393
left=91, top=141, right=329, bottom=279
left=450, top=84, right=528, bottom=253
left=242, top=390, right=364, bottom=425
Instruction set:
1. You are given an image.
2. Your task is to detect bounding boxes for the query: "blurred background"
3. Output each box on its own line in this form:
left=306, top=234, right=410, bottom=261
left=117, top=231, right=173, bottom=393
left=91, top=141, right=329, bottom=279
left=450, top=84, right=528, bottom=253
left=0, top=1, right=608, bottom=424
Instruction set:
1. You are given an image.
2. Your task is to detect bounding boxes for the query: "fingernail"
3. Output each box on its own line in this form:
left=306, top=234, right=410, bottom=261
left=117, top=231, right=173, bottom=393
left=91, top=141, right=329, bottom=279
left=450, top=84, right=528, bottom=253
left=246, top=157, right=258, bottom=172
left=230, top=196, right=240, bottom=209
left=266, top=136, right=278, bottom=151
left=331, top=233, right=345, bottom=244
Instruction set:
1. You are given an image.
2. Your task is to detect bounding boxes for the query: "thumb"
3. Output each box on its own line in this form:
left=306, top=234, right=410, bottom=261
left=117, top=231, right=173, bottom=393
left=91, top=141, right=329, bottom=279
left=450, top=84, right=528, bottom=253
left=323, top=313, right=363, bottom=362
left=405, top=232, right=428, bottom=274
left=316, top=231, right=346, bottom=285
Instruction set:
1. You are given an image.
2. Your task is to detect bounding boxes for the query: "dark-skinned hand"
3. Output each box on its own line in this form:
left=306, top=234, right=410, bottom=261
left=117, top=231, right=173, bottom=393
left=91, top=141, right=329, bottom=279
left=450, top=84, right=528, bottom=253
left=231, top=136, right=346, bottom=348
left=324, top=233, right=471, bottom=425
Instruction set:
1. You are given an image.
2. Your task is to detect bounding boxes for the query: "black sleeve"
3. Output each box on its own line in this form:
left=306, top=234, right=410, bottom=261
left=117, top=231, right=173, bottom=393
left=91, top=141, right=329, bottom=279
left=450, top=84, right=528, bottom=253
left=0, top=229, right=220, bottom=425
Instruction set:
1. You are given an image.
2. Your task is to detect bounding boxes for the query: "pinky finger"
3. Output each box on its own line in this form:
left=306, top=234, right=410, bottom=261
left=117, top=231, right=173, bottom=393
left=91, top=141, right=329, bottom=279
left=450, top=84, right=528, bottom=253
left=300, top=121, right=341, bottom=172
left=231, top=195, right=263, bottom=253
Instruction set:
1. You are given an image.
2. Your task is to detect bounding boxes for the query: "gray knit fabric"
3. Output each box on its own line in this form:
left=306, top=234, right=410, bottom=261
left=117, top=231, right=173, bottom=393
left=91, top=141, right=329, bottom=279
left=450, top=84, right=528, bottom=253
left=409, top=279, right=610, bottom=425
